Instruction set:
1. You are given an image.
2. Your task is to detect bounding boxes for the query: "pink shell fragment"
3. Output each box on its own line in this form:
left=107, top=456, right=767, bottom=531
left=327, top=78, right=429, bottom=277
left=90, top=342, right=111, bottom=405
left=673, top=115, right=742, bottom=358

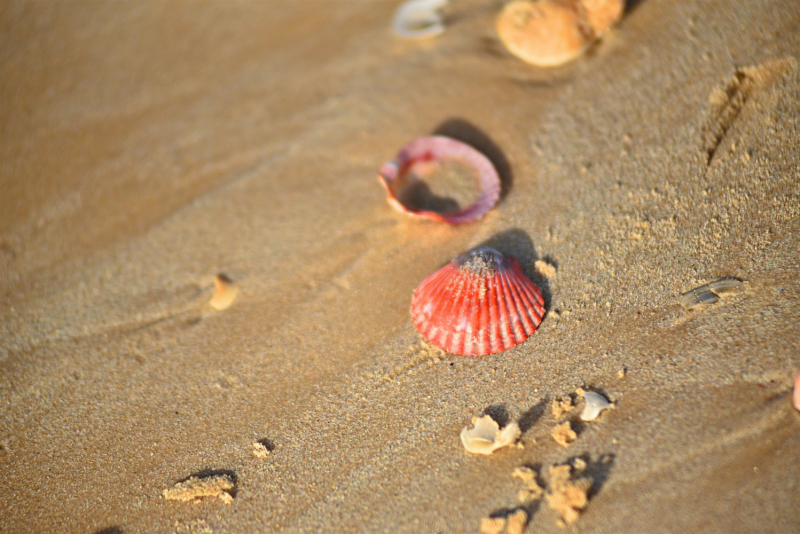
left=411, top=247, right=545, bottom=355
left=378, top=136, right=501, bottom=224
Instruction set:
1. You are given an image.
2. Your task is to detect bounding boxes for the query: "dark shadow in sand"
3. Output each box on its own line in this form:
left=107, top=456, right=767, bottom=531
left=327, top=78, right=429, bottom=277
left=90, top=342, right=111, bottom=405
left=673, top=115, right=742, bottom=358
left=433, top=118, right=514, bottom=201
left=482, top=404, right=511, bottom=428
left=518, top=397, right=549, bottom=433
left=256, top=438, right=276, bottom=453
left=395, top=180, right=461, bottom=214
left=567, top=453, right=616, bottom=499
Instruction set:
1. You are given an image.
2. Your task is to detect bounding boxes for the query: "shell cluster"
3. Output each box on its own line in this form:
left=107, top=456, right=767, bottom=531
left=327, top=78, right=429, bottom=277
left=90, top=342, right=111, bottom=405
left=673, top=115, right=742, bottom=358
left=411, top=247, right=545, bottom=356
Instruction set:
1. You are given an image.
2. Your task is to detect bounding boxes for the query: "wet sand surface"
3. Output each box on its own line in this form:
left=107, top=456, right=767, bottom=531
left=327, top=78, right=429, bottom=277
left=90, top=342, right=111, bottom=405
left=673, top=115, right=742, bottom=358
left=1, top=1, right=799, bottom=532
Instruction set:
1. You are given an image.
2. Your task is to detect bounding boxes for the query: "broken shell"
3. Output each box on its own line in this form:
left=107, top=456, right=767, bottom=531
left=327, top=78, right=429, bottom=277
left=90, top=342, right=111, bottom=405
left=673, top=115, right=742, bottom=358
left=393, top=0, right=448, bottom=39
left=579, top=391, right=611, bottom=421
left=378, top=136, right=501, bottom=224
left=209, top=274, right=238, bottom=311
left=680, top=277, right=744, bottom=311
left=461, top=415, right=521, bottom=455
left=496, top=0, right=592, bottom=67
left=794, top=370, right=800, bottom=412
left=411, top=248, right=545, bottom=355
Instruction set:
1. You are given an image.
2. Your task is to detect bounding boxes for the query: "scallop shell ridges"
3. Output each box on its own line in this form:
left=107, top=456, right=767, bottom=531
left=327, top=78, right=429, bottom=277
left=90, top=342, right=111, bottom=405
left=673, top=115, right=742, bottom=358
left=410, top=247, right=545, bottom=356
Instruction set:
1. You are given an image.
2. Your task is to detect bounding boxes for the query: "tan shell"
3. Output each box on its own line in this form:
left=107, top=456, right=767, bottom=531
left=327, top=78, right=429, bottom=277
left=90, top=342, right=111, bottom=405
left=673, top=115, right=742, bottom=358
left=577, top=0, right=624, bottom=36
left=496, top=1, right=591, bottom=67
left=496, top=0, right=623, bottom=67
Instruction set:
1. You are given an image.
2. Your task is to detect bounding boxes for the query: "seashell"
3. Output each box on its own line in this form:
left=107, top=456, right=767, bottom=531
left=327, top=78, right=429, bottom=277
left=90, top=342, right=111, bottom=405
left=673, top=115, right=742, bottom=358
left=209, top=273, right=238, bottom=311
left=378, top=136, right=501, bottom=224
left=496, top=0, right=591, bottom=67
left=411, top=247, right=545, bottom=355
left=460, top=414, right=521, bottom=455
left=496, top=0, right=623, bottom=67
left=578, top=0, right=624, bottom=36
left=579, top=390, right=611, bottom=421
left=794, top=370, right=800, bottom=412
left=680, top=277, right=744, bottom=311
left=393, top=0, right=449, bottom=40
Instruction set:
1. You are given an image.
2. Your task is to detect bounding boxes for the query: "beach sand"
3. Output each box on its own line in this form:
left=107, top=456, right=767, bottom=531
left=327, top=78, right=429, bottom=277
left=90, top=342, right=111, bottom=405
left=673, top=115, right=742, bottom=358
left=1, top=1, right=799, bottom=532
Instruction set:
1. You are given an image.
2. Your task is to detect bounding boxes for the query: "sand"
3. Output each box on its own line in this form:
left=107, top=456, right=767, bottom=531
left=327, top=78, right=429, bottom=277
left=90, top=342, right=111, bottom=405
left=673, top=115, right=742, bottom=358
left=1, top=1, right=799, bottom=532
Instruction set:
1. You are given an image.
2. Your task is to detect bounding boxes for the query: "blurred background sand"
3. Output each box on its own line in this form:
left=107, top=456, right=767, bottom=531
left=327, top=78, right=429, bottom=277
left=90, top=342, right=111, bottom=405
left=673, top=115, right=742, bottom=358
left=1, top=1, right=799, bottom=532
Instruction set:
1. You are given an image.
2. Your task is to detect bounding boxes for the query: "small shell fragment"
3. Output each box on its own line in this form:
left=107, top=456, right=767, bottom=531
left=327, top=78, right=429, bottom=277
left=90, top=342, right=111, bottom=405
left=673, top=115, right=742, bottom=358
left=379, top=136, right=501, bottom=224
left=794, top=370, right=800, bottom=412
left=579, top=391, right=612, bottom=421
left=579, top=0, right=625, bottom=36
left=461, top=415, right=521, bottom=455
left=209, top=274, right=238, bottom=311
left=393, top=0, right=448, bottom=40
left=680, top=277, right=745, bottom=311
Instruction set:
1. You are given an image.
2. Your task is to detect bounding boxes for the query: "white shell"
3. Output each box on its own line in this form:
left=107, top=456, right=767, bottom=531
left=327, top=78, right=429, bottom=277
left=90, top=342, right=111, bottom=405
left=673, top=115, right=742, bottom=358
left=579, top=391, right=612, bottom=421
left=680, top=278, right=744, bottom=311
left=460, top=415, right=521, bottom=455
left=393, top=0, right=448, bottom=39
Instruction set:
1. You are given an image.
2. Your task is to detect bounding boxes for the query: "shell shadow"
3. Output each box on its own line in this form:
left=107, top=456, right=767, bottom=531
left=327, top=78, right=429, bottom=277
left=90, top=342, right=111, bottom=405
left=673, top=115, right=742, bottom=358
left=432, top=118, right=513, bottom=201
left=486, top=501, right=543, bottom=524
left=625, top=0, right=647, bottom=14
left=482, top=404, right=511, bottom=428
left=396, top=179, right=461, bottom=214
left=93, top=528, right=123, bottom=534
left=568, top=453, right=616, bottom=499
left=518, top=397, right=549, bottom=433
left=256, top=437, right=276, bottom=452
left=473, top=228, right=552, bottom=311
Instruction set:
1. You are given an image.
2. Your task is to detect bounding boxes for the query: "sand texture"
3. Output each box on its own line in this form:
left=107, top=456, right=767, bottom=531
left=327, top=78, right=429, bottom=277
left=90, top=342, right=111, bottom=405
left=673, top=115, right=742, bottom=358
left=2, top=1, right=800, bottom=532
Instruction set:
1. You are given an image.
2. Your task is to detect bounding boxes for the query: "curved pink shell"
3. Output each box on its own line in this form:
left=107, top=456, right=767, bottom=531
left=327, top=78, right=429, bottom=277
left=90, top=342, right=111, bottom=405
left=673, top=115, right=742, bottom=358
left=378, top=136, right=501, bottom=224
left=410, top=248, right=545, bottom=356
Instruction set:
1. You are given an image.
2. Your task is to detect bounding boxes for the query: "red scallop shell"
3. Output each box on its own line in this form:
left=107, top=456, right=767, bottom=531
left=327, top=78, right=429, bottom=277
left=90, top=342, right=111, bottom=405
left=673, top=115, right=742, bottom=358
left=378, top=136, right=501, bottom=224
left=411, top=248, right=545, bottom=356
